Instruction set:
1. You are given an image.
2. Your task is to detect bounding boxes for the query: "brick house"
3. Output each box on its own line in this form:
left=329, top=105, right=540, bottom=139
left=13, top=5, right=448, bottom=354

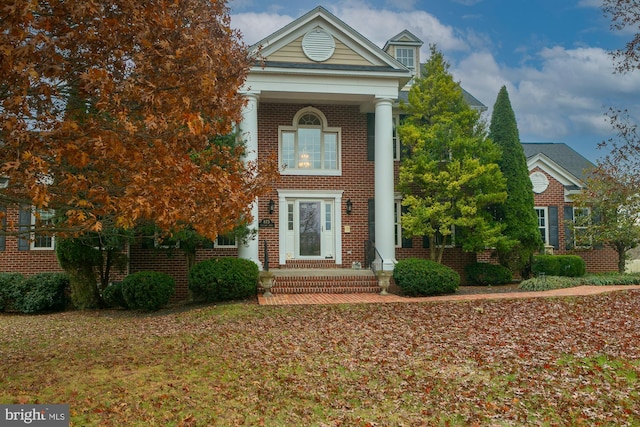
left=523, top=143, right=617, bottom=271
left=0, top=6, right=617, bottom=298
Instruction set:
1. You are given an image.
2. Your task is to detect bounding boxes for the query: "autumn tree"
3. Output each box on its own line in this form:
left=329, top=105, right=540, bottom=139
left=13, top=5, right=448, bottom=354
left=398, top=45, right=507, bottom=263
left=571, top=163, right=640, bottom=273
left=0, top=0, right=276, bottom=242
left=601, top=1, right=640, bottom=182
left=489, top=86, right=542, bottom=273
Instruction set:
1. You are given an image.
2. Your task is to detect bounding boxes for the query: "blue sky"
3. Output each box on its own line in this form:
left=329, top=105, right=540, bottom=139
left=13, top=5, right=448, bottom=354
left=229, top=0, right=640, bottom=163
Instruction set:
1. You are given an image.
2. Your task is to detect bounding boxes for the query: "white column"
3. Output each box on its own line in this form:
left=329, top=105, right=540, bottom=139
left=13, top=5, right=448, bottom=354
left=238, top=93, right=262, bottom=270
left=374, top=98, right=397, bottom=270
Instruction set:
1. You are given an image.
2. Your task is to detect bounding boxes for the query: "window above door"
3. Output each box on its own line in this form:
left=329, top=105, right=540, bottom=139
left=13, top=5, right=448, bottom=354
left=279, top=107, right=341, bottom=176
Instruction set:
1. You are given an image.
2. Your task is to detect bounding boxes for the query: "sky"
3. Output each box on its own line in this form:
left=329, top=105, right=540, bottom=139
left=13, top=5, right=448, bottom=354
left=228, top=0, right=640, bottom=164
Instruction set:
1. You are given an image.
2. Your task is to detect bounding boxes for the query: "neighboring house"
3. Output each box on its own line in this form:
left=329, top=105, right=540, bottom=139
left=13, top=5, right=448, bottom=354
left=0, top=7, right=617, bottom=297
left=523, top=142, right=617, bottom=272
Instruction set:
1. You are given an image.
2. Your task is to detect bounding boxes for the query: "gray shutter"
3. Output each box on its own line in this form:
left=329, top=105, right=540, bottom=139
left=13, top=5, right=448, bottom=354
left=367, top=113, right=375, bottom=161
left=548, top=206, right=558, bottom=249
left=401, top=205, right=412, bottom=248
left=423, top=235, right=430, bottom=248
left=18, top=207, right=31, bottom=251
left=0, top=205, right=5, bottom=251
left=564, top=206, right=574, bottom=250
left=368, top=198, right=375, bottom=243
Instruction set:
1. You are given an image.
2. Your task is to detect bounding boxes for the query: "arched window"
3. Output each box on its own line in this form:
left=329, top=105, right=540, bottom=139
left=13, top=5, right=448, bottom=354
left=279, top=107, right=341, bottom=175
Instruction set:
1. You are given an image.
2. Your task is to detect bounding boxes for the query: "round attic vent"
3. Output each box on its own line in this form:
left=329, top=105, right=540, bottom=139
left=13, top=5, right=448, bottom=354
left=302, top=28, right=335, bottom=62
left=530, top=171, right=549, bottom=194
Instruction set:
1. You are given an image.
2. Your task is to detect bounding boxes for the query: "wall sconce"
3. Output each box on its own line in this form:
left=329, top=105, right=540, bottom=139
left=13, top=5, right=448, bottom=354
left=0, top=176, right=8, bottom=189
left=346, top=199, right=353, bottom=215
left=268, top=199, right=275, bottom=214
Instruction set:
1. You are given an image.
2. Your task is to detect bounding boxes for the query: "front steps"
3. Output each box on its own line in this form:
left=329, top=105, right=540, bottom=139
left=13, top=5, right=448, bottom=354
left=264, top=268, right=381, bottom=294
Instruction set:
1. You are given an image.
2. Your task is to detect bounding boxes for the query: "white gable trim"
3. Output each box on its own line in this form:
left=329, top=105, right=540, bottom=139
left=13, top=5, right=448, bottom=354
left=250, top=6, right=410, bottom=72
left=527, top=153, right=584, bottom=202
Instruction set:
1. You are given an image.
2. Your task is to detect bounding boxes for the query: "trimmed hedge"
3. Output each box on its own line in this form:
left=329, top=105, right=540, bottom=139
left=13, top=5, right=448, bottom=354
left=189, top=257, right=259, bottom=302
left=464, top=262, right=512, bottom=286
left=121, top=271, right=175, bottom=311
left=7, top=273, right=70, bottom=314
left=0, top=272, right=25, bottom=312
left=532, top=255, right=586, bottom=277
left=393, top=258, right=459, bottom=296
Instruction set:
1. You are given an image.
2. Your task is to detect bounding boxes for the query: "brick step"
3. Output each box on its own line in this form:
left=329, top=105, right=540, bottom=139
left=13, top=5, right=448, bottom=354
left=263, top=269, right=381, bottom=294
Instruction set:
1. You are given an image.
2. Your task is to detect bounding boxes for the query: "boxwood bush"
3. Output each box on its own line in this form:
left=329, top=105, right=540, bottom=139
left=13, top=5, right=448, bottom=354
left=121, top=271, right=175, bottom=311
left=189, top=257, right=259, bottom=302
left=532, top=255, right=586, bottom=277
left=464, top=262, right=513, bottom=286
left=393, top=258, right=459, bottom=296
left=11, top=273, right=70, bottom=314
left=0, top=272, right=25, bottom=312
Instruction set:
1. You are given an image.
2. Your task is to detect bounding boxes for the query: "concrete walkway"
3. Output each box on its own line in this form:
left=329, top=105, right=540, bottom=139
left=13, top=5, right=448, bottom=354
left=257, top=285, right=640, bottom=306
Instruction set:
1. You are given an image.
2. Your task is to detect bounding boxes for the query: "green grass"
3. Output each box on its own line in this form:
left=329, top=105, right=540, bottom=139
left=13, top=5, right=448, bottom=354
left=2, top=291, right=640, bottom=426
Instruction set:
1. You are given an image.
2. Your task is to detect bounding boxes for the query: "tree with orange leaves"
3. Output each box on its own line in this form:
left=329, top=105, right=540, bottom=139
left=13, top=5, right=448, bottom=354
left=0, top=0, right=276, bottom=241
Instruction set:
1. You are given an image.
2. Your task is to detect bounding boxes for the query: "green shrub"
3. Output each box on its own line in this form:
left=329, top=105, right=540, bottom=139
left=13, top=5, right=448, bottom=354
left=464, top=262, right=513, bottom=286
left=189, top=257, right=259, bottom=302
left=531, top=255, right=561, bottom=276
left=519, top=273, right=640, bottom=291
left=12, top=273, right=70, bottom=314
left=102, top=281, right=128, bottom=309
left=0, top=273, right=25, bottom=312
left=121, top=271, right=175, bottom=311
left=393, top=258, right=459, bottom=296
left=519, top=275, right=580, bottom=291
left=532, top=255, right=585, bottom=277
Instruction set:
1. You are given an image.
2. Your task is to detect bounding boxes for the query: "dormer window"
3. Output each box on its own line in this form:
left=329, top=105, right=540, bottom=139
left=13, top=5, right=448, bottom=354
left=396, top=48, right=415, bottom=71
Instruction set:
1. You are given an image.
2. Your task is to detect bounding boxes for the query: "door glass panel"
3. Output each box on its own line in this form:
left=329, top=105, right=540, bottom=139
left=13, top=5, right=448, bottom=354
left=299, top=202, right=320, bottom=256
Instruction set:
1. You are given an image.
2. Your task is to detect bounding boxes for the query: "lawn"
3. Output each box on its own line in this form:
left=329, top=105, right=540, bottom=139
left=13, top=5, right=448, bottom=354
left=1, top=290, right=639, bottom=426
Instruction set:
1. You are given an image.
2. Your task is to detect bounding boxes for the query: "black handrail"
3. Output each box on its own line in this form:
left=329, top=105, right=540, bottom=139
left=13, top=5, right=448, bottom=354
left=364, top=239, right=383, bottom=277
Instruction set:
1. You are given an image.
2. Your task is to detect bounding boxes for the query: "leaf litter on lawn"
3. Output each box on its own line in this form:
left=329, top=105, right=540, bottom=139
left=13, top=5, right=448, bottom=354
left=1, top=290, right=639, bottom=425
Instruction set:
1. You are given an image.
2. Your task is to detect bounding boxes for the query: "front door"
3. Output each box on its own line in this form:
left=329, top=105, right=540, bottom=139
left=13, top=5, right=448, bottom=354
left=285, top=199, right=335, bottom=259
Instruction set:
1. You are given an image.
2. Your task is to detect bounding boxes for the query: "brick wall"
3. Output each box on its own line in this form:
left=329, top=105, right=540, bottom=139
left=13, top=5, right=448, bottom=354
left=0, top=207, right=63, bottom=275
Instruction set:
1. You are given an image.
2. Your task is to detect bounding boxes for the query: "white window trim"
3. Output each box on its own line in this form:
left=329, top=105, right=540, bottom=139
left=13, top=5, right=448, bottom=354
left=278, top=107, right=342, bottom=176
left=30, top=208, right=55, bottom=250
left=214, top=235, right=238, bottom=248
left=535, top=206, right=549, bottom=245
left=393, top=115, right=401, bottom=162
left=395, top=47, right=415, bottom=71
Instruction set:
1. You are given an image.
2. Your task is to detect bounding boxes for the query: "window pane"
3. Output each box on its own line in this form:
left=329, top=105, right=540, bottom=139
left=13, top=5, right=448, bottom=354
left=324, top=133, right=337, bottom=169
left=216, top=234, right=236, bottom=247
left=282, top=132, right=295, bottom=169
left=298, top=128, right=321, bottom=169
left=33, top=209, right=55, bottom=249
left=396, top=48, right=414, bottom=69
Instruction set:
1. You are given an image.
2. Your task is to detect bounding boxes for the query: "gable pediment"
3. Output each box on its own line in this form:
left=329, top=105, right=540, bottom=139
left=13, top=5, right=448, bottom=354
left=250, top=7, right=407, bottom=71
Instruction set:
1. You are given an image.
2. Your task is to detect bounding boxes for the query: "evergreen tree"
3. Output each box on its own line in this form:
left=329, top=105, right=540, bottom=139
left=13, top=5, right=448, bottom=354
left=489, top=86, right=542, bottom=273
left=398, top=46, right=508, bottom=263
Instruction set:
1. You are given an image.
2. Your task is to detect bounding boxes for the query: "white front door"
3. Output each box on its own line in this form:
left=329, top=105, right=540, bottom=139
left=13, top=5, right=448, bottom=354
left=284, top=199, right=335, bottom=260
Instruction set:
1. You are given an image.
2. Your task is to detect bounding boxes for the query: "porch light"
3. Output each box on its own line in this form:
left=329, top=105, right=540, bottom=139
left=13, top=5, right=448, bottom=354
left=268, top=199, right=275, bottom=214
left=346, top=199, right=353, bottom=215
left=0, top=176, right=8, bottom=189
